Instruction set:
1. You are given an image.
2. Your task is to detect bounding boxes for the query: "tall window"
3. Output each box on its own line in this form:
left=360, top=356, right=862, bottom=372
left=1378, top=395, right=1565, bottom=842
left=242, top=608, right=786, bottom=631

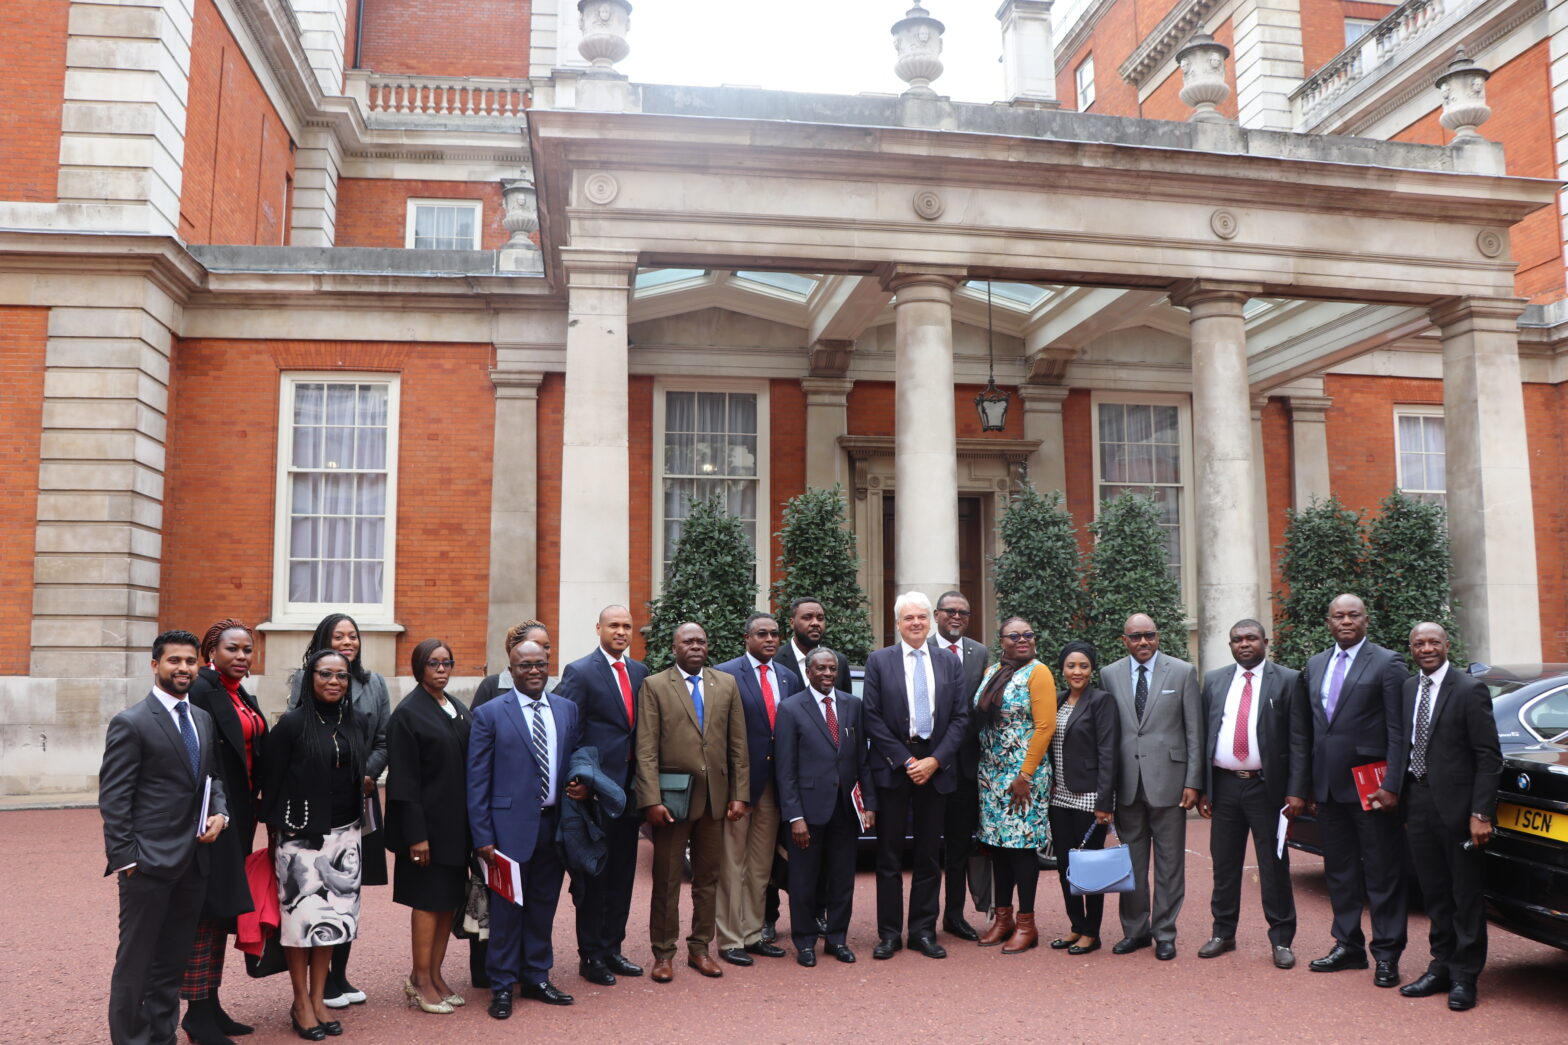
left=660, top=388, right=761, bottom=580
left=274, top=375, right=400, bottom=622
left=1345, top=18, right=1378, bottom=46
left=1395, top=408, right=1445, bottom=506
left=1094, top=398, right=1188, bottom=588
left=1075, top=55, right=1096, bottom=111
left=405, top=199, right=482, bottom=250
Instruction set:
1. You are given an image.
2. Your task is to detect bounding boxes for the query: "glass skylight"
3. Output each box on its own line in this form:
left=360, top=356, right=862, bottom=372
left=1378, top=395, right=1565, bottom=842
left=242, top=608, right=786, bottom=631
left=634, top=268, right=707, bottom=292
left=965, top=281, right=1053, bottom=310
left=734, top=271, right=820, bottom=296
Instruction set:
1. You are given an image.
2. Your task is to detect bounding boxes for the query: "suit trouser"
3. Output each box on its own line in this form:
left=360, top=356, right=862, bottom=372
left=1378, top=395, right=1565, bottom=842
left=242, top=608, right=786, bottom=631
left=1208, top=770, right=1295, bottom=946
left=717, top=781, right=779, bottom=950
left=874, top=769, right=946, bottom=941
left=942, top=769, right=987, bottom=916
left=1318, top=797, right=1407, bottom=962
left=1051, top=806, right=1106, bottom=938
left=787, top=797, right=859, bottom=951
left=1405, top=779, right=1486, bottom=982
left=1115, top=787, right=1187, bottom=943
left=487, top=809, right=565, bottom=988
left=649, top=806, right=725, bottom=961
left=110, top=861, right=206, bottom=1045
left=570, top=811, right=640, bottom=961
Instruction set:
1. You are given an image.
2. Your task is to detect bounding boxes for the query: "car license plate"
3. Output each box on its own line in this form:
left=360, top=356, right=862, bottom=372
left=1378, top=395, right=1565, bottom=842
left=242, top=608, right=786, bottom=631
left=1496, top=801, right=1568, bottom=843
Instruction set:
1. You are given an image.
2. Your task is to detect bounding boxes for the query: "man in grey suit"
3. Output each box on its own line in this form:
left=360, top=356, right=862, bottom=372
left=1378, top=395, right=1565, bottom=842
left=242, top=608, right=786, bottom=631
left=100, top=630, right=230, bottom=1045
left=927, top=589, right=991, bottom=941
left=1102, top=613, right=1202, bottom=960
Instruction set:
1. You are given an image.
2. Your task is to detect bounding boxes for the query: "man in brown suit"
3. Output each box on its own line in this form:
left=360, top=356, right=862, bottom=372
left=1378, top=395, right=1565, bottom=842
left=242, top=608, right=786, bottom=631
left=636, top=622, right=751, bottom=982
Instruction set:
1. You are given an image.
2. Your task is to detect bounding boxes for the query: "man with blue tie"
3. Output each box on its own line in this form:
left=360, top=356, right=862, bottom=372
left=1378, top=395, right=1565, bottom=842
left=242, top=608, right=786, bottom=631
left=553, top=605, right=648, bottom=986
left=715, top=612, right=802, bottom=966
left=468, top=640, right=586, bottom=1018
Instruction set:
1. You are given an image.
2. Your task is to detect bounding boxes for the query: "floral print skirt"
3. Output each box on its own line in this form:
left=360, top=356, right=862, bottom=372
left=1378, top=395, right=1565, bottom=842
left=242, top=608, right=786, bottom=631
left=275, top=821, right=362, bottom=948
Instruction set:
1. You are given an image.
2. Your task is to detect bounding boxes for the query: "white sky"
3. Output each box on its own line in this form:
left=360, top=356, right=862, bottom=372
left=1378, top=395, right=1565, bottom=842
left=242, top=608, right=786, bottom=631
left=621, top=2, right=1014, bottom=104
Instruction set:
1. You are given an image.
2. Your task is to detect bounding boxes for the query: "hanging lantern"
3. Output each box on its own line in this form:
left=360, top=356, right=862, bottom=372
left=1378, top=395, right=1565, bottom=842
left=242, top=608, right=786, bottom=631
left=975, top=280, right=1010, bottom=431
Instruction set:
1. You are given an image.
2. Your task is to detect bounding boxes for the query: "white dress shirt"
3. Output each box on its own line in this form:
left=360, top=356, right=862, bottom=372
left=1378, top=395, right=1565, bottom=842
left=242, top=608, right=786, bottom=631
left=1410, top=659, right=1449, bottom=742
left=790, top=638, right=814, bottom=671
left=1128, top=651, right=1159, bottom=694
left=900, top=640, right=935, bottom=740
left=1320, top=637, right=1367, bottom=701
left=1213, top=663, right=1265, bottom=772
left=516, top=689, right=559, bottom=807
left=599, top=646, right=629, bottom=671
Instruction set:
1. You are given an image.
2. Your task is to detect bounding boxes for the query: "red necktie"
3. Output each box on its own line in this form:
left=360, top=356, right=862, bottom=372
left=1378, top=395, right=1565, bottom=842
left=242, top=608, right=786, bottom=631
left=948, top=643, right=960, bottom=657
left=758, top=663, right=776, bottom=728
left=824, top=695, right=839, bottom=746
left=612, top=660, right=635, bottom=727
left=1233, top=670, right=1253, bottom=762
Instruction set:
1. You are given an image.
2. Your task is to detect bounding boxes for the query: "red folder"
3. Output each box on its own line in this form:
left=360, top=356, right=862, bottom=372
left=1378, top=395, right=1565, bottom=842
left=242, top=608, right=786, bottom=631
left=1352, top=761, right=1388, bottom=811
left=851, top=784, right=871, bottom=833
left=486, top=850, right=525, bottom=907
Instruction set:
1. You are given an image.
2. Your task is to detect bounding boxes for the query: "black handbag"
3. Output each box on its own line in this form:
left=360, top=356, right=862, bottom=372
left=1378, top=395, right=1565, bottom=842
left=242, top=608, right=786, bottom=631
left=243, top=932, right=287, bottom=978
left=659, top=771, right=693, bottom=822
left=1065, top=821, right=1135, bottom=896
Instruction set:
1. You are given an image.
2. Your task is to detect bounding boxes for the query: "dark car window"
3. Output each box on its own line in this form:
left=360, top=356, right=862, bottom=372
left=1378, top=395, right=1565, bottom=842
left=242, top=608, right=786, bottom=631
left=1522, top=687, right=1568, bottom=742
left=1485, top=679, right=1529, bottom=700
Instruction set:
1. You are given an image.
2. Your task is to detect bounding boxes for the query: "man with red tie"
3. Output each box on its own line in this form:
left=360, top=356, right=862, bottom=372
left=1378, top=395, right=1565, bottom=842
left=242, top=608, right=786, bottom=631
left=554, top=605, right=649, bottom=987
left=715, top=613, right=802, bottom=965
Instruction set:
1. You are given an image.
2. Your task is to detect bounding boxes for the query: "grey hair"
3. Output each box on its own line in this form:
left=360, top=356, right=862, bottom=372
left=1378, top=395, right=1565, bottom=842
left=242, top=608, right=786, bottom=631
left=892, top=590, right=933, bottom=621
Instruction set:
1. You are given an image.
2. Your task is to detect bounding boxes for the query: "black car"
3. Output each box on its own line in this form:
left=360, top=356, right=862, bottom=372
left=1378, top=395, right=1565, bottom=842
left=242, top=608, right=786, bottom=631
left=1484, top=747, right=1568, bottom=951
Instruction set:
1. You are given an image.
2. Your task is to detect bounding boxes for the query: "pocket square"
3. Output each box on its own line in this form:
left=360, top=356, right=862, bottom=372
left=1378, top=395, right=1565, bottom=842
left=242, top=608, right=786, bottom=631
left=1161, top=689, right=1175, bottom=694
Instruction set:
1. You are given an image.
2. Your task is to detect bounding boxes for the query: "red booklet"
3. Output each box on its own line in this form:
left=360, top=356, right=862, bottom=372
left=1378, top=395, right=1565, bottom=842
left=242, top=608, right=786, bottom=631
left=486, top=850, right=525, bottom=907
left=1352, top=761, right=1388, bottom=811
left=851, top=783, right=871, bottom=833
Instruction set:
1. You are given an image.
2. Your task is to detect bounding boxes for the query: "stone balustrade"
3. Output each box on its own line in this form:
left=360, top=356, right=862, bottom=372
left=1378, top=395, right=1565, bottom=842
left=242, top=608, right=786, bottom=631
left=348, top=72, right=530, bottom=121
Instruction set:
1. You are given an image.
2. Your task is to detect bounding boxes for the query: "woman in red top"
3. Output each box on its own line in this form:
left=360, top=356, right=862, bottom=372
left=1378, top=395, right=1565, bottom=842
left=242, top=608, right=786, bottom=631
left=180, top=619, right=268, bottom=1044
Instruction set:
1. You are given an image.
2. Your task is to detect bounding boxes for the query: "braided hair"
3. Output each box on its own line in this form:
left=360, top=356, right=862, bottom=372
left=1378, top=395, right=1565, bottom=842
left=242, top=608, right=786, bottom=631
left=200, top=618, right=252, bottom=662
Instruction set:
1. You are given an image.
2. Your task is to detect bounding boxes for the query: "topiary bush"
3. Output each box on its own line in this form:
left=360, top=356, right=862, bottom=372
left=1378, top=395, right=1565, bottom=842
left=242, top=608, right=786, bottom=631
left=990, top=481, right=1085, bottom=663
left=1367, top=489, right=1466, bottom=667
left=644, top=493, right=759, bottom=672
left=1085, top=492, right=1189, bottom=663
left=1271, top=495, right=1366, bottom=670
left=770, top=486, right=874, bottom=664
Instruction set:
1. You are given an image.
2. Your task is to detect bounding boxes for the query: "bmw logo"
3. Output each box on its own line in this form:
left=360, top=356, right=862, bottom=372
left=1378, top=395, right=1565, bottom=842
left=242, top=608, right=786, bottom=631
left=1516, top=772, right=1531, bottom=792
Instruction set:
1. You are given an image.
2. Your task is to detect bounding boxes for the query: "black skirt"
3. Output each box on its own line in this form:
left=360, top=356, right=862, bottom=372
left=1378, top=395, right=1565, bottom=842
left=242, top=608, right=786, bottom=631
left=392, top=852, right=466, bottom=912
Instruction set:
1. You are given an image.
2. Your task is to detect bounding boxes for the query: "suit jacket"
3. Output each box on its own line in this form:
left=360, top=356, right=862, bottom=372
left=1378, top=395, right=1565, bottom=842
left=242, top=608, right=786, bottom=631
left=1293, top=641, right=1408, bottom=804
left=775, top=688, right=877, bottom=825
left=1055, top=686, right=1119, bottom=812
left=100, top=692, right=230, bottom=878
left=861, top=641, right=969, bottom=794
left=774, top=642, right=851, bottom=695
left=1102, top=652, right=1203, bottom=807
left=716, top=654, right=802, bottom=803
left=384, top=687, right=473, bottom=866
left=467, top=690, right=582, bottom=864
left=1394, top=669, right=1502, bottom=831
left=187, top=667, right=265, bottom=916
left=1201, top=661, right=1300, bottom=808
left=634, top=665, right=750, bottom=818
left=556, top=649, right=649, bottom=803
left=928, top=635, right=991, bottom=777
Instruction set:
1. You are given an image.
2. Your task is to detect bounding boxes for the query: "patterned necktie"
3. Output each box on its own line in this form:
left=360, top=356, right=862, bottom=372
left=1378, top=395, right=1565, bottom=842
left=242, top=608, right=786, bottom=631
left=824, top=695, right=840, bottom=747
left=612, top=660, right=635, bottom=726
left=1325, top=649, right=1349, bottom=720
left=911, top=649, right=932, bottom=738
left=758, top=664, right=776, bottom=728
left=1411, top=674, right=1433, bottom=779
left=687, top=674, right=705, bottom=730
left=1234, top=671, right=1254, bottom=762
left=174, top=700, right=199, bottom=780
left=527, top=700, right=550, bottom=803
left=1135, top=665, right=1148, bottom=721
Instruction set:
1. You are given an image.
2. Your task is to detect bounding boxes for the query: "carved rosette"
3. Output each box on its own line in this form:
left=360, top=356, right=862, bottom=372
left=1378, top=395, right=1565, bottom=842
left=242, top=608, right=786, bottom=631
left=1175, top=31, right=1231, bottom=123
left=1435, top=47, right=1492, bottom=142
left=892, top=2, right=945, bottom=97
left=500, top=179, right=539, bottom=248
left=578, top=0, right=633, bottom=71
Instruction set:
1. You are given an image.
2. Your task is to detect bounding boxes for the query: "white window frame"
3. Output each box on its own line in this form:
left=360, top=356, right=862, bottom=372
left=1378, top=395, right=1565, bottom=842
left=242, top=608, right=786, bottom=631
left=1393, top=405, right=1446, bottom=506
left=651, top=378, right=771, bottom=605
left=1345, top=18, right=1379, bottom=46
left=1089, top=391, right=1197, bottom=617
left=404, top=198, right=483, bottom=250
left=1075, top=54, right=1096, bottom=111
left=270, top=372, right=402, bottom=628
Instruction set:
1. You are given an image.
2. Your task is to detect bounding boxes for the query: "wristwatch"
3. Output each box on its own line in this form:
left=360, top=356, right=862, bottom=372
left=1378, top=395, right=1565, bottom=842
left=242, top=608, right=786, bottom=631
left=1470, top=813, right=1491, bottom=823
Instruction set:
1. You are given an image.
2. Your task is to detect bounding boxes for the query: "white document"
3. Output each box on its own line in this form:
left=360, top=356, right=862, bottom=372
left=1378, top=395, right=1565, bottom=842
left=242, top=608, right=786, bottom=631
left=197, top=776, right=212, bottom=836
left=1276, top=806, right=1289, bottom=859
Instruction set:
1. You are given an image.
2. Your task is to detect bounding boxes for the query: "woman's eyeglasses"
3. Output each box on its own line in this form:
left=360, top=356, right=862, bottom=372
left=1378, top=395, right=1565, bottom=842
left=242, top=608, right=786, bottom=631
left=1001, top=631, right=1036, bottom=642
left=314, top=670, right=351, bottom=682
left=426, top=659, right=455, bottom=671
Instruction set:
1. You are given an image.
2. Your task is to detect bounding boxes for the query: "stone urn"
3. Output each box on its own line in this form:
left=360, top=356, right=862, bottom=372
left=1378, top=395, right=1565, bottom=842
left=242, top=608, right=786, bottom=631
left=1175, top=31, right=1231, bottom=123
left=500, top=179, right=538, bottom=249
left=578, top=0, right=632, bottom=73
left=1436, top=47, right=1492, bottom=141
left=892, top=2, right=945, bottom=97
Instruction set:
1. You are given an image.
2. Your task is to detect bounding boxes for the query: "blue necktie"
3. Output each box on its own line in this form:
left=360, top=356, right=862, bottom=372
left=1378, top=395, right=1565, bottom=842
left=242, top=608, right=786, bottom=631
left=175, top=701, right=199, bottom=781
left=686, top=674, right=705, bottom=731
left=911, top=649, right=932, bottom=739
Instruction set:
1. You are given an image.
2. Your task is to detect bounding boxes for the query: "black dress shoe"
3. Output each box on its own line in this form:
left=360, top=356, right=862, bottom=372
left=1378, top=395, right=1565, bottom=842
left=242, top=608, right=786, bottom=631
left=720, top=947, right=754, bottom=967
left=606, top=953, right=644, bottom=977
left=796, top=949, right=817, bottom=967
left=1308, top=943, right=1368, bottom=972
left=1197, top=937, right=1235, bottom=959
left=519, top=980, right=574, bottom=1006
left=1374, top=960, right=1400, bottom=988
left=318, top=1021, right=342, bottom=1038
left=761, top=922, right=777, bottom=943
left=1448, top=982, right=1477, bottom=1011
left=1050, top=935, right=1080, bottom=950
left=910, top=934, right=947, bottom=959
left=943, top=915, right=979, bottom=942
left=290, top=1013, right=326, bottom=1041
left=579, top=959, right=616, bottom=986
left=487, top=989, right=513, bottom=1020
left=872, top=937, right=902, bottom=960
left=1155, top=940, right=1177, bottom=961
left=1399, top=971, right=1452, bottom=998
left=1068, top=938, right=1101, bottom=956
left=828, top=943, right=856, bottom=963
left=1112, top=936, right=1152, bottom=955
left=745, top=940, right=787, bottom=958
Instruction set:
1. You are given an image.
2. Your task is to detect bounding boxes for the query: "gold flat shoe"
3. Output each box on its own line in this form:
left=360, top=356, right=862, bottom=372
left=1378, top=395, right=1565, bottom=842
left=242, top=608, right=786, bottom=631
left=443, top=993, right=466, bottom=1007
left=404, top=993, right=454, bottom=1014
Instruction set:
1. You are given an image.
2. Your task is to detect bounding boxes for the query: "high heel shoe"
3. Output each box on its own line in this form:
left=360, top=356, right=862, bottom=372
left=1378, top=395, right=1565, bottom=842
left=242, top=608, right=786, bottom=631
left=290, top=1012, right=326, bottom=1041
left=404, top=991, right=454, bottom=1015
left=403, top=979, right=419, bottom=999
left=443, top=993, right=466, bottom=1007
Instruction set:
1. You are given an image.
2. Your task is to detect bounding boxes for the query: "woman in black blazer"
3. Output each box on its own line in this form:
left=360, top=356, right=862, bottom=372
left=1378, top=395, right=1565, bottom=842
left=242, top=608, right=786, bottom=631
left=385, top=638, right=472, bottom=1014
left=180, top=619, right=267, bottom=1044
left=1047, top=640, right=1120, bottom=955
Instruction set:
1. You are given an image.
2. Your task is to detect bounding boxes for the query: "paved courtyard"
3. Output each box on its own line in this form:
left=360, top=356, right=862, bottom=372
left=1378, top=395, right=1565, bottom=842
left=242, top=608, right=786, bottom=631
left=5, top=808, right=1563, bottom=1043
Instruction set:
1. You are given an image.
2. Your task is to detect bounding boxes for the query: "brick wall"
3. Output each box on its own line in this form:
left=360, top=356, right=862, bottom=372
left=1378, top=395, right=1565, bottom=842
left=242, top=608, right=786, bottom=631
left=846, top=381, right=1025, bottom=440
left=1523, top=383, right=1568, bottom=659
left=1259, top=396, right=1293, bottom=595
left=1059, top=0, right=1142, bottom=114
left=180, top=0, right=295, bottom=245
left=0, top=0, right=68, bottom=202
left=1061, top=388, right=1096, bottom=556
left=358, top=0, right=530, bottom=78
left=335, top=179, right=508, bottom=249
left=628, top=376, right=653, bottom=662
left=0, top=308, right=48, bottom=673
left=1303, top=2, right=1398, bottom=76
left=769, top=377, right=808, bottom=595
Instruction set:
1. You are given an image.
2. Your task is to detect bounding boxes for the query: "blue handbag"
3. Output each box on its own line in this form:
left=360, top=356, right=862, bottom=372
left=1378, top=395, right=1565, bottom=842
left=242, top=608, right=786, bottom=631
left=1066, top=821, right=1135, bottom=896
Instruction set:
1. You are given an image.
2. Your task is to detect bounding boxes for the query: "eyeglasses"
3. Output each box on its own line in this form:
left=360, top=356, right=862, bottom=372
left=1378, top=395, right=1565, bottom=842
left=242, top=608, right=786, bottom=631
left=938, top=608, right=972, bottom=617
left=314, top=670, right=351, bottom=682
left=1001, top=631, right=1036, bottom=642
left=1123, top=631, right=1158, bottom=641
left=426, top=659, right=455, bottom=671
left=750, top=629, right=781, bottom=638
left=514, top=660, right=549, bottom=671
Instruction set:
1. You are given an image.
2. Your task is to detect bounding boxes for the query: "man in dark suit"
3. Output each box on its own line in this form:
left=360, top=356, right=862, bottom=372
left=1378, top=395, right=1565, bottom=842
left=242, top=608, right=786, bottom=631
left=862, top=591, right=969, bottom=960
left=1293, top=593, right=1409, bottom=987
left=928, top=589, right=991, bottom=941
left=635, top=623, right=751, bottom=983
left=774, top=596, right=851, bottom=693
left=1395, top=623, right=1501, bottom=1011
left=553, top=604, right=648, bottom=986
left=1196, top=619, right=1300, bottom=969
left=100, top=630, right=230, bottom=1045
left=469, top=640, right=587, bottom=1018
left=715, top=612, right=801, bottom=965
left=1103, top=613, right=1202, bottom=960
left=775, top=647, right=877, bottom=967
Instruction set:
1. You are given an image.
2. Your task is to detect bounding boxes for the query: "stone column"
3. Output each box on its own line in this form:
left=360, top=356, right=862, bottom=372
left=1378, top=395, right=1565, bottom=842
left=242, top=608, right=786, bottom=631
left=290, top=128, right=342, bottom=247
left=556, top=249, right=637, bottom=654
left=996, top=0, right=1058, bottom=107
left=1232, top=0, right=1305, bottom=131
left=486, top=371, right=543, bottom=671
left=1287, top=394, right=1332, bottom=506
left=801, top=377, right=853, bottom=491
left=288, top=0, right=348, bottom=96
left=1017, top=383, right=1068, bottom=494
left=1250, top=396, right=1273, bottom=634
left=1171, top=281, right=1261, bottom=670
left=883, top=267, right=964, bottom=606
left=1429, top=298, right=1542, bottom=663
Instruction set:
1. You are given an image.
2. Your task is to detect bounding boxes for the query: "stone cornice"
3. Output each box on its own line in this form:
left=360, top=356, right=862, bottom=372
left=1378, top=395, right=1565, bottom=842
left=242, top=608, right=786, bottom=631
left=838, top=434, right=1042, bottom=464
left=1117, top=0, right=1221, bottom=87
left=0, top=232, right=205, bottom=303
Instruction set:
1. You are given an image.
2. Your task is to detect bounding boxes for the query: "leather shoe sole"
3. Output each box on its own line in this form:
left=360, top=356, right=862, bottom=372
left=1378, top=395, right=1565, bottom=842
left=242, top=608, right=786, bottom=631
left=719, top=948, right=753, bottom=967
left=1112, top=936, right=1152, bottom=955
left=1197, top=937, right=1235, bottom=959
left=1400, top=972, right=1452, bottom=998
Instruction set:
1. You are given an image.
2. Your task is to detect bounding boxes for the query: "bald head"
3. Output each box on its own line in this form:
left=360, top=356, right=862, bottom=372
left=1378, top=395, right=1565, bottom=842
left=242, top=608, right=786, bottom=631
left=1409, top=621, right=1450, bottom=673
left=596, top=604, right=634, bottom=656
left=1121, top=613, right=1159, bottom=664
left=1326, top=594, right=1368, bottom=649
left=673, top=622, right=709, bottom=674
